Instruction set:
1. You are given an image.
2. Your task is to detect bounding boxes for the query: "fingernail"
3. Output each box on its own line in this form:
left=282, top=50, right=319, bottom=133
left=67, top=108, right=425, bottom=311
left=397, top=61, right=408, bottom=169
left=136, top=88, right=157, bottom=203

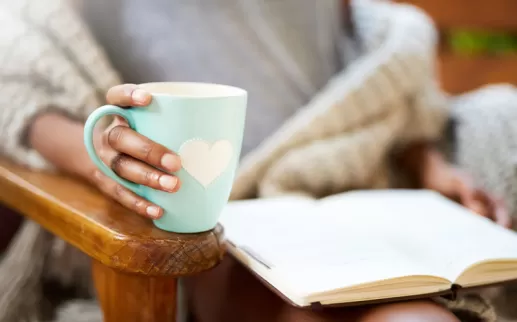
left=159, top=175, right=178, bottom=191
left=132, top=89, right=150, bottom=104
left=161, top=153, right=180, bottom=172
left=146, top=205, right=161, bottom=218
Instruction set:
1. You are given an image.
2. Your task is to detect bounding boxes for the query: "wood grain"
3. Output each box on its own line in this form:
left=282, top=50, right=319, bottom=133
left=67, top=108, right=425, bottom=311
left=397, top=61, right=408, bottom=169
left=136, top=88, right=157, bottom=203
left=93, top=260, right=177, bottom=322
left=397, top=0, right=517, bottom=31
left=438, top=53, right=517, bottom=94
left=0, top=159, right=225, bottom=276
left=396, top=0, right=517, bottom=93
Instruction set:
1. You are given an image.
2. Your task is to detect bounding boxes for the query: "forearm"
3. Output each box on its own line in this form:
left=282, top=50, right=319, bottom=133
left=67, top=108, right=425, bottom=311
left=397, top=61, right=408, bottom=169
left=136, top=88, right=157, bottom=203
left=28, top=113, right=95, bottom=179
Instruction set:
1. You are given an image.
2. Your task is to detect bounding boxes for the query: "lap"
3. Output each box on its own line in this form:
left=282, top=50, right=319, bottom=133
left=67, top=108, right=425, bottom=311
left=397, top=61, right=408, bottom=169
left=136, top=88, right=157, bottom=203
left=183, top=255, right=459, bottom=322
left=0, top=204, right=23, bottom=252
left=448, top=84, right=517, bottom=320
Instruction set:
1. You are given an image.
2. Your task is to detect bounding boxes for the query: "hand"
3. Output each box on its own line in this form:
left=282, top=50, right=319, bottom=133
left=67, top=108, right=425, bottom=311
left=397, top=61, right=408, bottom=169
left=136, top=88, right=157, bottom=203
left=422, top=164, right=511, bottom=228
left=90, top=84, right=182, bottom=219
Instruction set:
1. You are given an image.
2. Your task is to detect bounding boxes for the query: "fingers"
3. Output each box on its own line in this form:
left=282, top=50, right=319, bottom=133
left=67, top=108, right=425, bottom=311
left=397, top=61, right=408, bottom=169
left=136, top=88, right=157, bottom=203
left=111, top=154, right=181, bottom=192
left=106, top=125, right=181, bottom=172
left=497, top=202, right=512, bottom=228
left=92, top=169, right=163, bottom=219
left=493, top=199, right=512, bottom=228
left=480, top=192, right=512, bottom=228
left=455, top=176, right=482, bottom=214
left=449, top=170, right=511, bottom=227
left=466, top=188, right=512, bottom=228
left=106, top=84, right=152, bottom=106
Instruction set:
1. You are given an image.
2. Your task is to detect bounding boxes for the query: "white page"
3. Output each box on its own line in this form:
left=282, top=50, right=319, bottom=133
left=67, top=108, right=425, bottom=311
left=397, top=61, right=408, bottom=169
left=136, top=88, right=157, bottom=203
left=220, top=195, right=442, bottom=296
left=219, top=196, right=316, bottom=254
left=320, top=190, right=517, bottom=281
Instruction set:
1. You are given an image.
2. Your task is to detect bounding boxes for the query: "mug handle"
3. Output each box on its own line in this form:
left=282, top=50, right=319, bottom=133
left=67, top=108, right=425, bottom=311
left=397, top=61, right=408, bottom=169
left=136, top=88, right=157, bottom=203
left=84, top=105, right=141, bottom=194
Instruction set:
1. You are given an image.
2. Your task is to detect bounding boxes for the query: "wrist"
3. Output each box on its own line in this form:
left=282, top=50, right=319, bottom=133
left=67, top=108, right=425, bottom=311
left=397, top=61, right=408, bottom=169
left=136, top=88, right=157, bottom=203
left=30, top=112, right=95, bottom=179
left=417, top=148, right=452, bottom=189
left=419, top=156, right=449, bottom=184
left=396, top=142, right=449, bottom=187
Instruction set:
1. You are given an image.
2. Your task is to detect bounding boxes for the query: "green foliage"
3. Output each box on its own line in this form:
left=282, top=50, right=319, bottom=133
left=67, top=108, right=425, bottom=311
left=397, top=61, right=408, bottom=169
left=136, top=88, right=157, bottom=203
left=448, top=29, right=517, bottom=55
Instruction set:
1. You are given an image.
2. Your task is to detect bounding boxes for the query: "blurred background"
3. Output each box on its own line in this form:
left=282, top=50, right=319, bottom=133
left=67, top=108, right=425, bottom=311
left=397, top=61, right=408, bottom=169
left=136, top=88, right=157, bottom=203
left=396, top=0, right=517, bottom=94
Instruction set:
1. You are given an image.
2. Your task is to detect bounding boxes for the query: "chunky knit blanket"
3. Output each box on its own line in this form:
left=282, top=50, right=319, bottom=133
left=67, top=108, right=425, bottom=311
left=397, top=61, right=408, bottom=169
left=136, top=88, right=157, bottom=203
left=2, top=0, right=517, bottom=321
left=231, top=0, right=450, bottom=200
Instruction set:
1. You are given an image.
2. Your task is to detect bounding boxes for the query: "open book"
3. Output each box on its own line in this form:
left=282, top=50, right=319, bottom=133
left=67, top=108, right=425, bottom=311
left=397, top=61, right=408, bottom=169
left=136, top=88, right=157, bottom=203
left=219, top=190, right=517, bottom=307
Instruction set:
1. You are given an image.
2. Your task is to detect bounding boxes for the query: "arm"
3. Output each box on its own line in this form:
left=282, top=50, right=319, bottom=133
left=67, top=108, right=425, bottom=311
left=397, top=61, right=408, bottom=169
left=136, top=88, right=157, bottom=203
left=29, top=112, right=95, bottom=180
left=0, top=5, right=182, bottom=220
left=26, top=85, right=183, bottom=219
left=394, top=141, right=445, bottom=188
left=395, top=141, right=511, bottom=227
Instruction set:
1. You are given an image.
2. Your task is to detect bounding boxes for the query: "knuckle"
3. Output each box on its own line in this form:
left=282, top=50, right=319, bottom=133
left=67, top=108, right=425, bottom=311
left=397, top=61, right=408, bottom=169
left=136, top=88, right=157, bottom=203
left=111, top=154, right=128, bottom=173
left=140, top=142, right=155, bottom=161
left=101, top=129, right=110, bottom=145
left=91, top=169, right=104, bottom=184
left=112, top=116, right=129, bottom=126
left=113, top=183, right=126, bottom=198
left=133, top=198, right=148, bottom=213
left=144, top=170, right=160, bottom=185
left=98, top=149, right=110, bottom=164
left=122, top=83, right=138, bottom=96
left=107, top=125, right=126, bottom=147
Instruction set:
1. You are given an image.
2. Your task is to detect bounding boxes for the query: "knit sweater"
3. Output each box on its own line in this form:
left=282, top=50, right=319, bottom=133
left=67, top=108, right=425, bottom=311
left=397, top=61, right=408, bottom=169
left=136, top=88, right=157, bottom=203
left=1, top=0, right=514, bottom=321
left=1, top=0, right=347, bottom=163
left=0, top=0, right=120, bottom=170
left=231, top=0, right=449, bottom=199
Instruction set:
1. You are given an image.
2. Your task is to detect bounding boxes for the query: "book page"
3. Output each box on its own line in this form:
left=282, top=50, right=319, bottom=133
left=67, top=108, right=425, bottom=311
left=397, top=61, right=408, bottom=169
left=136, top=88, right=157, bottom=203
left=220, top=196, right=316, bottom=248
left=320, top=190, right=517, bottom=282
left=220, top=195, right=447, bottom=297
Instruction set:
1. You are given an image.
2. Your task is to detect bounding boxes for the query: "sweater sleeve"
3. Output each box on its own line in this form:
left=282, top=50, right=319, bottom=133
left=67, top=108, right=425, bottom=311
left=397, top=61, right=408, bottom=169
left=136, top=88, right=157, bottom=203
left=381, top=3, right=449, bottom=145
left=231, top=0, right=450, bottom=199
left=0, top=0, right=120, bottom=170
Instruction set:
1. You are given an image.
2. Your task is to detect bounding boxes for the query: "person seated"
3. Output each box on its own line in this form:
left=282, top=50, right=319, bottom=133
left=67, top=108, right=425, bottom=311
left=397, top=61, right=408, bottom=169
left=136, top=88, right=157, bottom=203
left=1, top=0, right=516, bottom=321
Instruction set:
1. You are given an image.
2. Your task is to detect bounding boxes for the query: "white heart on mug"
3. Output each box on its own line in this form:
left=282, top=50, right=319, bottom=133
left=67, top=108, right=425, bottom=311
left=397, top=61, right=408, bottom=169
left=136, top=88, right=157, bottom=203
left=179, top=139, right=233, bottom=188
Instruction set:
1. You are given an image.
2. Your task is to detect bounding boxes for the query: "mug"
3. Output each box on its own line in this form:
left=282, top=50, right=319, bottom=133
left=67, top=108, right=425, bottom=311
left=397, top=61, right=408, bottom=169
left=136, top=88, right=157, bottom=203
left=84, top=82, right=247, bottom=233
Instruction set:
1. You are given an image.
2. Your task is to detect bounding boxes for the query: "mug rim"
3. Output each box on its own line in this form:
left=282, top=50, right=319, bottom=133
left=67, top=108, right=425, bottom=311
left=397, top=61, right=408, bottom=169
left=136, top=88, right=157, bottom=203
left=139, top=82, right=247, bottom=99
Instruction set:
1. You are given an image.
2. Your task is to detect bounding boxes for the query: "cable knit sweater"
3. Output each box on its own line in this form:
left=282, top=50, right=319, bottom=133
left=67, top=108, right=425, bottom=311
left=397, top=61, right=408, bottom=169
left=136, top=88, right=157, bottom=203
left=0, top=0, right=120, bottom=170
left=4, top=0, right=517, bottom=321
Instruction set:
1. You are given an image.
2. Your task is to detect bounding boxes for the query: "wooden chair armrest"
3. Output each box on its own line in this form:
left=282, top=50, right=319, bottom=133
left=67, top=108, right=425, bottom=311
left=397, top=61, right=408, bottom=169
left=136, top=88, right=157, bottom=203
left=0, top=158, right=224, bottom=276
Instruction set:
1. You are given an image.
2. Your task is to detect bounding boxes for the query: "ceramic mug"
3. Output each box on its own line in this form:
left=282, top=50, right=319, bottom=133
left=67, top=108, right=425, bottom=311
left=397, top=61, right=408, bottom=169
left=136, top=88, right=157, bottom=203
left=84, top=82, right=247, bottom=233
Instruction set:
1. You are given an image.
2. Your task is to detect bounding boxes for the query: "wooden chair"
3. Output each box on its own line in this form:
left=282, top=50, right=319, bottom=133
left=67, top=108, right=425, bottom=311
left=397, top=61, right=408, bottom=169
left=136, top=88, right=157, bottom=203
left=0, top=158, right=225, bottom=322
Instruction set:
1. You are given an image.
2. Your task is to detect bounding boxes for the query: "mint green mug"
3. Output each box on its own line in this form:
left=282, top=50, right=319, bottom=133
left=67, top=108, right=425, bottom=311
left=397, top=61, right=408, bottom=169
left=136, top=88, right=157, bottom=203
left=84, top=82, right=247, bottom=233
